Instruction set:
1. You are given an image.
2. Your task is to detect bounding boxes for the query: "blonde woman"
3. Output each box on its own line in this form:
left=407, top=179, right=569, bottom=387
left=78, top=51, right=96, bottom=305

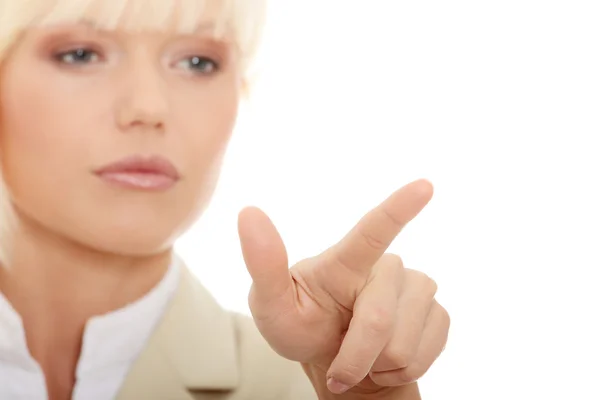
left=0, top=1, right=450, bottom=399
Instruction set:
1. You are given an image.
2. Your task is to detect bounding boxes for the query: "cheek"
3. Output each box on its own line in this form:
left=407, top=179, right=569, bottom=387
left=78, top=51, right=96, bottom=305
left=1, top=57, right=104, bottom=154
left=170, top=87, right=239, bottom=224
left=179, top=85, right=239, bottom=180
left=0, top=69, right=110, bottom=241
left=0, top=81, right=93, bottom=198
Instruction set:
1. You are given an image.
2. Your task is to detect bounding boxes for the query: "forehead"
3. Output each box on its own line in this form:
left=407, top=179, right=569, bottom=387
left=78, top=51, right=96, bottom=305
left=8, top=0, right=233, bottom=37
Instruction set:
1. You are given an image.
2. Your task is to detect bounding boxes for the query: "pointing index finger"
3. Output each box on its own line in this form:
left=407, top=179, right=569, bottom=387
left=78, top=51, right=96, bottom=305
left=329, top=179, right=433, bottom=275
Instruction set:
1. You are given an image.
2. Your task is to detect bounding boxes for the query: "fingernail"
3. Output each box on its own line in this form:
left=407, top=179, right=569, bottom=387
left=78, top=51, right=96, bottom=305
left=327, top=377, right=350, bottom=394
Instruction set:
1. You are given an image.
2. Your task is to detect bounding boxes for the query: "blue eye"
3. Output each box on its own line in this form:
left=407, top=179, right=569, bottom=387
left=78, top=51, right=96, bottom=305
left=177, top=56, right=219, bottom=74
left=54, top=48, right=100, bottom=64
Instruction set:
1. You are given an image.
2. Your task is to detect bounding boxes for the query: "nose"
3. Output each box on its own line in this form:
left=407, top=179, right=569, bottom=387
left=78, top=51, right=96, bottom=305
left=115, top=57, right=168, bottom=133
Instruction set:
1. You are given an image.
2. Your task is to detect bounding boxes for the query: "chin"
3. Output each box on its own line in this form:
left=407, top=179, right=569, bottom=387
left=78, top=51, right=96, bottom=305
left=12, top=188, right=208, bottom=257
left=89, top=230, right=177, bottom=256
left=65, top=214, right=193, bottom=257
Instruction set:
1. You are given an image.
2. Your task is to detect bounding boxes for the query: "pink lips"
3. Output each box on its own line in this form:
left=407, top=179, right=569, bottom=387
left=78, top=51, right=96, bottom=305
left=94, top=155, right=180, bottom=191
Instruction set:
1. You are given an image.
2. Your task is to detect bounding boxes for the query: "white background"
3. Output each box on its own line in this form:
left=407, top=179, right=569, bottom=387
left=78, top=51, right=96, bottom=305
left=176, top=1, right=600, bottom=399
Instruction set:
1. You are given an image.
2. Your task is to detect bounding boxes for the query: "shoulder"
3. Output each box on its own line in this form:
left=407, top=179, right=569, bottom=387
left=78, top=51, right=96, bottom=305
left=118, top=263, right=317, bottom=400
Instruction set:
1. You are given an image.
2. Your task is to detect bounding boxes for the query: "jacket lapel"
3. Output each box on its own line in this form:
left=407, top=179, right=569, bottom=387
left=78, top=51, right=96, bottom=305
left=116, top=260, right=240, bottom=399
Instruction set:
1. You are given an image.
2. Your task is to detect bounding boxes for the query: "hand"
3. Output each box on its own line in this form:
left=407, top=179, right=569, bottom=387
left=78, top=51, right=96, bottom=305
left=238, top=179, right=450, bottom=396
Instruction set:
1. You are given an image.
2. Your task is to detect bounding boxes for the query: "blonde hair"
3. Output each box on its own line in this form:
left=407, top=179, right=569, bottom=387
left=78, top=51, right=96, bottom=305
left=0, top=0, right=268, bottom=265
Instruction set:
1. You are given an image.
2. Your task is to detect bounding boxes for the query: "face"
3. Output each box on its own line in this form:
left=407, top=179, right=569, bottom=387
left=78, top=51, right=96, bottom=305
left=0, top=13, right=242, bottom=255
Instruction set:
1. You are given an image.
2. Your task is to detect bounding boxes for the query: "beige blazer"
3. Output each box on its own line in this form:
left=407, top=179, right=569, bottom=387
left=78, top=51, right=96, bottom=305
left=116, top=264, right=318, bottom=400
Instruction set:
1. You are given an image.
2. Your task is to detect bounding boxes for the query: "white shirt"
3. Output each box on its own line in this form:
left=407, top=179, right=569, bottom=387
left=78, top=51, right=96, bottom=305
left=0, top=256, right=181, bottom=400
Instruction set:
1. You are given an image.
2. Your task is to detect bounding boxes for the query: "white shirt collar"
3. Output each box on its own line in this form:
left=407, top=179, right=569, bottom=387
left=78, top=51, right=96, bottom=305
left=0, top=254, right=181, bottom=377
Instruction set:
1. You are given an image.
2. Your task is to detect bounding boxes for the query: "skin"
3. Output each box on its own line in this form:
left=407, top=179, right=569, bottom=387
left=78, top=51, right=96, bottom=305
left=0, top=10, right=240, bottom=400
left=239, top=180, right=450, bottom=398
left=0, top=6, right=449, bottom=400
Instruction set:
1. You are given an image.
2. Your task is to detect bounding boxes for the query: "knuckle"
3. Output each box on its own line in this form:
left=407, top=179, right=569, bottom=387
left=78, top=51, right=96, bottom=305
left=427, top=278, right=438, bottom=297
left=407, top=269, right=438, bottom=298
left=381, top=205, right=404, bottom=228
left=381, top=253, right=404, bottom=267
left=386, top=346, right=414, bottom=368
left=374, top=254, right=404, bottom=284
left=371, top=364, right=424, bottom=386
left=337, top=362, right=367, bottom=384
left=331, top=251, right=352, bottom=271
left=392, top=353, right=412, bottom=369
left=368, top=371, right=396, bottom=387
left=399, top=366, right=424, bottom=383
left=438, top=302, right=451, bottom=329
left=358, top=225, right=388, bottom=250
left=363, top=307, right=394, bottom=335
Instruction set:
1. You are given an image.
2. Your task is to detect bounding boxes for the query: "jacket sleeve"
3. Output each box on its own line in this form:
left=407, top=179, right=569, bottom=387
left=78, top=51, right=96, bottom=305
left=232, top=312, right=318, bottom=399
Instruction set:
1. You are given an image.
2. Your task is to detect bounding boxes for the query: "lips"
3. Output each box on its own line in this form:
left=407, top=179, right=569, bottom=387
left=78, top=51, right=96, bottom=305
left=94, top=155, right=180, bottom=191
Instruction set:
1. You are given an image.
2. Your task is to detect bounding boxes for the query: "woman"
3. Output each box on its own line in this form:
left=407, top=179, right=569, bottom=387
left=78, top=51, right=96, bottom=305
left=0, top=1, right=450, bottom=399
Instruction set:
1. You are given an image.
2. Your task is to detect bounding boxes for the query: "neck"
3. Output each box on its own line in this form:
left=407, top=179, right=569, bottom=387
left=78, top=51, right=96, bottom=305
left=0, top=214, right=172, bottom=396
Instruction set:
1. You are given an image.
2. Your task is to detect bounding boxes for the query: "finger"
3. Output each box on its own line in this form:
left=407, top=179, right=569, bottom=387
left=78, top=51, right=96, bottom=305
left=326, top=261, right=400, bottom=394
left=370, top=300, right=450, bottom=386
left=327, top=179, right=433, bottom=277
left=237, top=206, right=294, bottom=320
left=371, top=270, right=438, bottom=372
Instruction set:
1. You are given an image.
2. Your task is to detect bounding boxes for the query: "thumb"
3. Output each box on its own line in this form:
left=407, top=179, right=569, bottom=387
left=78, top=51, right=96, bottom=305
left=237, top=206, right=292, bottom=310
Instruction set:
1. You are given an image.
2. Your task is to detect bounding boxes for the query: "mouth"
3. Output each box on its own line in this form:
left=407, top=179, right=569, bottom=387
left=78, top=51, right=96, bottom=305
left=93, top=155, right=180, bottom=191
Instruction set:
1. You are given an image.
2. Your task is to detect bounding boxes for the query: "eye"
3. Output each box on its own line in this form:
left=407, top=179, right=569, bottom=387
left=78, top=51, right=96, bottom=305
left=176, top=56, right=219, bottom=74
left=54, top=48, right=101, bottom=65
